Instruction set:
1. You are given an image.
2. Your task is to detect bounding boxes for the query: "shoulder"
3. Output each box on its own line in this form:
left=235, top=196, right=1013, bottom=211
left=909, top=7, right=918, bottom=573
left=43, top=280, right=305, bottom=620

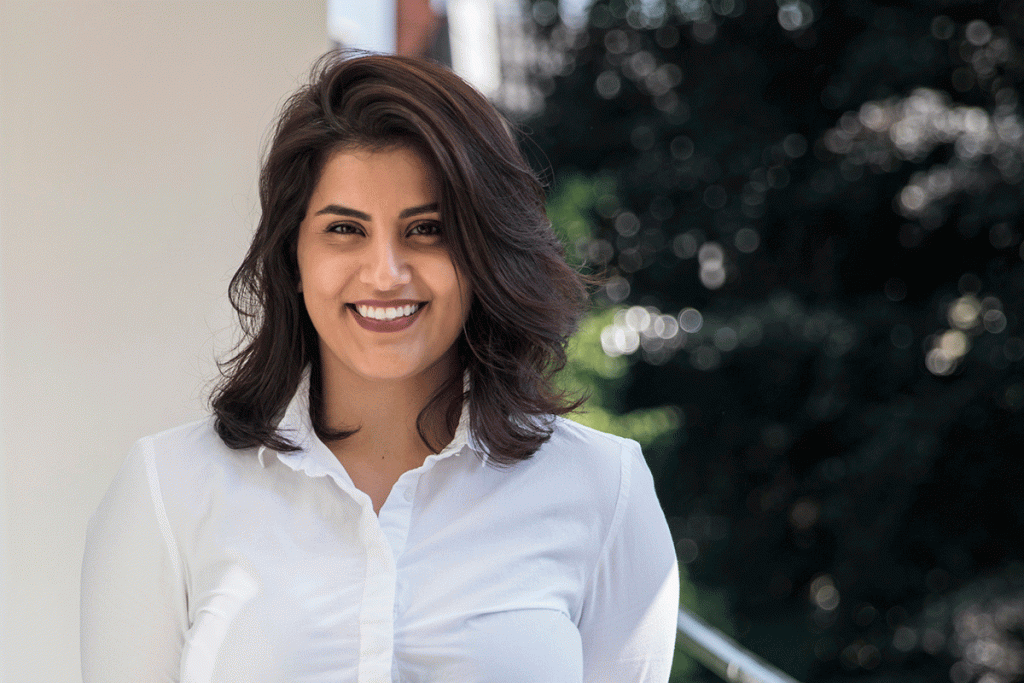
left=90, top=417, right=242, bottom=552
left=516, top=416, right=646, bottom=512
left=544, top=416, right=642, bottom=459
left=125, top=417, right=258, bottom=512
left=538, top=419, right=671, bottom=567
left=540, top=416, right=644, bottom=477
left=132, top=417, right=244, bottom=474
left=138, top=416, right=236, bottom=459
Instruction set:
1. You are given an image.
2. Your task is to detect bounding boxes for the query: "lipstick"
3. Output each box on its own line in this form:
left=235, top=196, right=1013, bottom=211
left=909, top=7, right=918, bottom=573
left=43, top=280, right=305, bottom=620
left=348, top=301, right=425, bottom=333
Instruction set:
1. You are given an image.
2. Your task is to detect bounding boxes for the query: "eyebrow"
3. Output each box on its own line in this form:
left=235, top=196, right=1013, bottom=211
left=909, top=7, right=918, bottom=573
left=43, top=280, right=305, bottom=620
left=313, top=202, right=439, bottom=220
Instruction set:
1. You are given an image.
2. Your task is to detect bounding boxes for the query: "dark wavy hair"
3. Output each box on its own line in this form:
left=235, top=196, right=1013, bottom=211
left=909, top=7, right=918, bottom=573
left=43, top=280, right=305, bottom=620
left=211, top=51, right=588, bottom=465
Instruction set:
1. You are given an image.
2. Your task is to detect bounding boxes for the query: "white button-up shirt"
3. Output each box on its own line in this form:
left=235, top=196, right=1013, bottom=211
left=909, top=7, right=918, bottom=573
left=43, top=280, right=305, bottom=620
left=81, top=376, right=679, bottom=682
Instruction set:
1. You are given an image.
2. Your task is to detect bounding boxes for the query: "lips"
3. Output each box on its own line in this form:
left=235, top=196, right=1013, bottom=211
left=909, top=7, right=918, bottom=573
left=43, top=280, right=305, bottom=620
left=348, top=301, right=426, bottom=333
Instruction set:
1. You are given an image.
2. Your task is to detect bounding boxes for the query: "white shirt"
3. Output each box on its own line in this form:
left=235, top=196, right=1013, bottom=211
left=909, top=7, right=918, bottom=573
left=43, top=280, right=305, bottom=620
left=81, top=376, right=679, bottom=683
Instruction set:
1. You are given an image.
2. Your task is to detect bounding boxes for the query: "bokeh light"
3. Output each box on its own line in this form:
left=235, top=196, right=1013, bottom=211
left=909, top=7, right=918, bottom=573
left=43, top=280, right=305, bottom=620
left=924, top=283, right=1008, bottom=375
left=823, top=81, right=1024, bottom=226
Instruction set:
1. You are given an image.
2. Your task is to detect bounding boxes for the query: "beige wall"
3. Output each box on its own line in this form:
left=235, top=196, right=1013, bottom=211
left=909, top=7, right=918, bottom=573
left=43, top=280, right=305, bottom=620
left=0, top=2, right=327, bottom=680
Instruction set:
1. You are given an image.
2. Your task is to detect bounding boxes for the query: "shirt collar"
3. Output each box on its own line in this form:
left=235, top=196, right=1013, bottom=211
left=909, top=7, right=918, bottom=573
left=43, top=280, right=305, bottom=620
left=256, top=369, right=314, bottom=468
left=256, top=368, right=482, bottom=468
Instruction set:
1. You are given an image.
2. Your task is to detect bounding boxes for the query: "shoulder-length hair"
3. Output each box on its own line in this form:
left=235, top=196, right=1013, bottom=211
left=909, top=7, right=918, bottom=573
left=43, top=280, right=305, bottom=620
left=212, top=51, right=588, bottom=465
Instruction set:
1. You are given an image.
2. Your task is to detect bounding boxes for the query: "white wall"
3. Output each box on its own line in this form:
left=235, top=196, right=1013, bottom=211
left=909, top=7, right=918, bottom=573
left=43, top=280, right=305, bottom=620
left=0, top=2, right=328, bottom=681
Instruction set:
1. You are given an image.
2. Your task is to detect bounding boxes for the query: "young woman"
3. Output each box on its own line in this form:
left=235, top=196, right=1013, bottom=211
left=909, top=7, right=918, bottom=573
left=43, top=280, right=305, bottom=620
left=82, top=53, right=679, bottom=683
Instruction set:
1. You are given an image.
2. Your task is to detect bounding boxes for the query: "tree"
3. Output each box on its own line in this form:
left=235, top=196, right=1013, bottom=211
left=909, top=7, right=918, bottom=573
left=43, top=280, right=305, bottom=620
left=530, top=0, right=1024, bottom=680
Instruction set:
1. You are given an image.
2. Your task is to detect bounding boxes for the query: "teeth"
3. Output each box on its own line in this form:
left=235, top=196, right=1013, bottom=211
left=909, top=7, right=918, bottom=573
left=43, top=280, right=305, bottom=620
left=355, top=304, right=420, bottom=321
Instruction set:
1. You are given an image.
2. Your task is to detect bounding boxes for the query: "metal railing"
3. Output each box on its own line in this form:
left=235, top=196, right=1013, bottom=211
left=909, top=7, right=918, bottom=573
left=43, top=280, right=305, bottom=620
left=677, top=608, right=803, bottom=683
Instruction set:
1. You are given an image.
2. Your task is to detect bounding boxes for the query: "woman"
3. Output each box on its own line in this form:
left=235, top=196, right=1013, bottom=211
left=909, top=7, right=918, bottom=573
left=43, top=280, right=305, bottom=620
left=82, top=52, right=679, bottom=682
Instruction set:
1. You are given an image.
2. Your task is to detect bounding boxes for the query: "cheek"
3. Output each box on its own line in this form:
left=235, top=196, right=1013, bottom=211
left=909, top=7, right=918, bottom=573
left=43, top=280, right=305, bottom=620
left=299, top=254, right=348, bottom=298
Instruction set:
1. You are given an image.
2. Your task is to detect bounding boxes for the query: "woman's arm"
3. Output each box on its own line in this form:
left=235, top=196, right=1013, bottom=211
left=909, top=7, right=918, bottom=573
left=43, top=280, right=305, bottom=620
left=578, top=441, right=679, bottom=683
left=81, top=438, right=188, bottom=682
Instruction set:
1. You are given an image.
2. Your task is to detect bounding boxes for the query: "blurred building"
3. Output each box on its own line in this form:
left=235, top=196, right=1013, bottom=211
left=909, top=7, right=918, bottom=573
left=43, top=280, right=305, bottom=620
left=327, top=0, right=566, bottom=117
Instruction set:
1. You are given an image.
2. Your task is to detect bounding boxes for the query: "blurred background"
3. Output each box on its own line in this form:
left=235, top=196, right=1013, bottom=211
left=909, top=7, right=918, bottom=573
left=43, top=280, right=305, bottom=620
left=2, top=1, right=1022, bottom=682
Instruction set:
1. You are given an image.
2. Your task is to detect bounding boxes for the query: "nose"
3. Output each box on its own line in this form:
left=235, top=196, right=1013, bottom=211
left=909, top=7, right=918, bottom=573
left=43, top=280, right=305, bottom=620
left=360, top=235, right=411, bottom=291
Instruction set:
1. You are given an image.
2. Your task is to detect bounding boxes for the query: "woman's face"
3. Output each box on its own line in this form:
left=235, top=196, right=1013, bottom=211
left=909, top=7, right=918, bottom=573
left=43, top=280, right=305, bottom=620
left=296, top=146, right=471, bottom=387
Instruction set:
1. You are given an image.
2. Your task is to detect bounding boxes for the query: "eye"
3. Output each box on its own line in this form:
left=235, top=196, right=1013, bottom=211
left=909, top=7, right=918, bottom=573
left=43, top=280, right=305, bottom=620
left=325, top=222, right=363, bottom=235
left=408, top=220, right=442, bottom=238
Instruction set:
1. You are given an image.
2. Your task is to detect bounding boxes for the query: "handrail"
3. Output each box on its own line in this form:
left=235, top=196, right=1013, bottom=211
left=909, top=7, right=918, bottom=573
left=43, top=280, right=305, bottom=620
left=677, top=608, right=803, bottom=683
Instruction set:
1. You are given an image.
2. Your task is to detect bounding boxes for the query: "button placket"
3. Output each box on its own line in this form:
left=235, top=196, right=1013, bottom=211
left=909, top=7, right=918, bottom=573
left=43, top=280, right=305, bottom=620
left=378, top=472, right=418, bottom=562
left=357, top=503, right=397, bottom=683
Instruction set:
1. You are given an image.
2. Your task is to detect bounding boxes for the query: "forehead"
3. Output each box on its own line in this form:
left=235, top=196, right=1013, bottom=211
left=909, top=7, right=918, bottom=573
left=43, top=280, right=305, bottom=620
left=309, top=145, right=440, bottom=210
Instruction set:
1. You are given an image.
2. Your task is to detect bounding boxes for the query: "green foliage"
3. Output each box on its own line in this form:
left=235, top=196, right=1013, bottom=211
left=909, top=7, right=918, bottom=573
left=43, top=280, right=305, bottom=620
left=545, top=173, right=614, bottom=267
left=549, top=177, right=683, bottom=448
left=530, top=0, right=1024, bottom=680
left=563, top=307, right=682, bottom=446
left=549, top=178, right=708, bottom=682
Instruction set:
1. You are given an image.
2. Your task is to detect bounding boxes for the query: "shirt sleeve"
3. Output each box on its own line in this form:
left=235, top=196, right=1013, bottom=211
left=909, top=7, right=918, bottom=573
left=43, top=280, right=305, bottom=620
left=81, top=438, right=188, bottom=683
left=578, top=440, right=679, bottom=683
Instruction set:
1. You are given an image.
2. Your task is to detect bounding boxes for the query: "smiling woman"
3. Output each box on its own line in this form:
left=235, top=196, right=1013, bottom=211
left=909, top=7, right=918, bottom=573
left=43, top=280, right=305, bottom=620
left=211, top=52, right=597, bottom=466
left=296, top=147, right=470, bottom=398
left=296, top=146, right=474, bottom=509
left=81, top=52, right=679, bottom=683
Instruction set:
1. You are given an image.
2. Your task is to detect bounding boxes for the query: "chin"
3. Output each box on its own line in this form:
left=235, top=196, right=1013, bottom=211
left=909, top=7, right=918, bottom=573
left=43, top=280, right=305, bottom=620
left=325, top=344, right=458, bottom=387
left=360, top=368, right=420, bottom=382
left=348, top=359, right=431, bottom=383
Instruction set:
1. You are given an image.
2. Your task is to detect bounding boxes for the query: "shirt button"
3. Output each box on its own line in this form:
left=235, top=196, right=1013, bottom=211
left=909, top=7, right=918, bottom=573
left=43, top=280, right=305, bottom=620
left=403, top=488, right=414, bottom=502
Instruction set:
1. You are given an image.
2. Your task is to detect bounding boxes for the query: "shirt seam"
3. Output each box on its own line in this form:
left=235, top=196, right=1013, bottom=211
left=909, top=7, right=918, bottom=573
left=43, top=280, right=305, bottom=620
left=581, top=439, right=635, bottom=610
left=141, top=437, right=186, bottom=595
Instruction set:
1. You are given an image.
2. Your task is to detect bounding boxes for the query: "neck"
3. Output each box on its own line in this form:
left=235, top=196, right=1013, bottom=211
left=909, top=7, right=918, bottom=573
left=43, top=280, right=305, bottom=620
left=316, top=352, right=461, bottom=463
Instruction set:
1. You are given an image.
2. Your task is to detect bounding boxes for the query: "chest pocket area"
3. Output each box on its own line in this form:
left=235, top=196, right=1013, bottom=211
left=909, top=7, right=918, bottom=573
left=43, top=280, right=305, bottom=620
left=394, top=608, right=584, bottom=683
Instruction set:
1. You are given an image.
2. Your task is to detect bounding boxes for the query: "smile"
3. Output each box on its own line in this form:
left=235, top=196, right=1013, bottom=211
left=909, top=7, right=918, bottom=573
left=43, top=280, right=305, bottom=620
left=348, top=301, right=426, bottom=333
left=354, top=303, right=423, bottom=321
